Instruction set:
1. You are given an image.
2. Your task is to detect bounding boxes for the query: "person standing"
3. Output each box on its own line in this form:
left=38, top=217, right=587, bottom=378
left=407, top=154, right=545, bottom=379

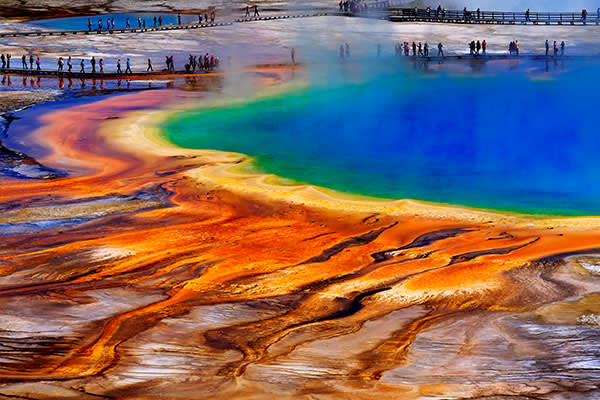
left=67, top=56, right=72, bottom=72
left=125, top=58, right=132, bottom=74
left=98, top=18, right=102, bottom=31
left=22, top=54, right=27, bottom=69
left=6, top=54, right=10, bottom=69
left=142, top=19, right=146, bottom=29
left=476, top=40, right=481, bottom=55
left=138, top=16, right=142, bottom=28
left=339, top=44, right=345, bottom=59
left=147, top=58, right=153, bottom=72
left=412, top=41, right=416, bottom=56
left=178, top=14, right=182, bottom=25
left=91, top=56, right=96, bottom=73
left=126, top=17, right=130, bottom=28
left=117, top=58, right=122, bottom=73
left=560, top=41, right=565, bottom=56
left=154, top=16, right=157, bottom=27
left=553, top=41, right=558, bottom=56
left=159, top=16, right=163, bottom=26
left=88, top=18, right=92, bottom=31
left=99, top=58, right=104, bottom=73
left=437, top=42, right=444, bottom=57
left=246, top=6, right=250, bottom=17
left=545, top=39, right=549, bottom=56
left=424, top=42, right=429, bottom=56
left=515, top=40, right=519, bottom=55
left=291, top=47, right=295, bottom=64
left=35, top=56, right=40, bottom=71
left=1, top=54, right=5, bottom=70
left=210, top=12, right=215, bottom=23
left=80, top=59, right=85, bottom=73
left=57, top=57, right=64, bottom=72
left=29, top=54, right=34, bottom=69
left=482, top=39, right=487, bottom=55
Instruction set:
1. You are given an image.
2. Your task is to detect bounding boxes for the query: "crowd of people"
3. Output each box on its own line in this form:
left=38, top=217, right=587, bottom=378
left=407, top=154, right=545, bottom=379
left=469, top=40, right=488, bottom=55
left=338, top=1, right=389, bottom=13
left=0, top=53, right=220, bottom=74
left=85, top=11, right=216, bottom=32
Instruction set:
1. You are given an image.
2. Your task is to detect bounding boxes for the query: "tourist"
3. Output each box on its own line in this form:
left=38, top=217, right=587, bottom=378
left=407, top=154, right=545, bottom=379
left=80, top=59, right=85, bottom=73
left=29, top=54, right=33, bottom=69
left=469, top=40, right=475, bottom=55
left=424, top=42, right=429, bottom=57
left=57, top=57, right=64, bottom=72
left=205, top=12, right=208, bottom=22
left=339, top=1, right=343, bottom=11
left=99, top=58, right=104, bottom=73
left=165, top=56, right=170, bottom=70
left=159, top=16, right=163, bottom=26
left=6, top=54, right=10, bottom=69
left=561, top=41, right=565, bottom=56
left=211, top=12, right=215, bottom=23
left=154, top=16, right=157, bottom=27
left=199, top=14, right=203, bottom=23
left=204, top=53, right=210, bottom=70
left=1, top=54, right=5, bottom=70
left=191, top=55, right=196, bottom=71
left=553, top=41, right=558, bottom=56
left=126, top=17, right=130, bottom=28
left=147, top=58, right=153, bottom=72
left=477, top=8, right=481, bottom=19
left=525, top=8, right=530, bottom=22
left=98, top=18, right=102, bottom=31
left=138, top=16, right=142, bottom=28
left=404, top=42, right=409, bottom=56
left=482, top=40, right=487, bottom=54
left=412, top=41, right=416, bottom=56
left=125, top=58, right=132, bottom=74
left=107, top=17, right=111, bottom=30
left=88, top=18, right=92, bottom=31
left=91, top=56, right=96, bottom=73
left=111, top=18, right=115, bottom=28
left=35, top=56, right=40, bottom=70
left=67, top=56, right=72, bottom=72
left=178, top=14, right=182, bottom=25
left=545, top=39, right=549, bottom=56
left=142, top=19, right=146, bottom=29
left=254, top=5, right=260, bottom=17
left=246, top=6, right=250, bottom=17
left=437, top=42, right=444, bottom=57
left=22, top=54, right=27, bottom=69
left=417, top=42, right=423, bottom=57
left=291, top=47, right=296, bottom=64
left=515, top=40, right=519, bottom=55
left=476, top=40, right=481, bottom=55
left=117, top=58, right=122, bottom=73
left=582, top=9, right=587, bottom=22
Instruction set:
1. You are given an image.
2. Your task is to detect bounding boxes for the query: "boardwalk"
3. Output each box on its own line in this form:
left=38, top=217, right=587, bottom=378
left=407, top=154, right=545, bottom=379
left=0, top=13, right=330, bottom=38
left=388, top=8, right=600, bottom=26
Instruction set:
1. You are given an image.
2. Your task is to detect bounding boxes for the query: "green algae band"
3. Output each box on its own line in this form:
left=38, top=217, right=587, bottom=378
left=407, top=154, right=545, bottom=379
left=162, top=67, right=600, bottom=216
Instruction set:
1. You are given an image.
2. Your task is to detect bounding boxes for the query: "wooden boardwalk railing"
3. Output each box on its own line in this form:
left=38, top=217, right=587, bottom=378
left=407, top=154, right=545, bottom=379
left=387, top=8, right=600, bottom=25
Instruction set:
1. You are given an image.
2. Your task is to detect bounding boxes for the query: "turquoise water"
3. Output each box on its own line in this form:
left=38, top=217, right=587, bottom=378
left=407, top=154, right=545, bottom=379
left=163, top=62, right=600, bottom=216
left=27, top=13, right=199, bottom=31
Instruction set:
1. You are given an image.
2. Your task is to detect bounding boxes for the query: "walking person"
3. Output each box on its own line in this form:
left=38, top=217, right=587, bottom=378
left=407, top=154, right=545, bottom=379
left=476, top=40, right=481, bottom=55
left=178, top=14, right=182, bottom=25
left=545, top=39, right=549, bottom=56
left=138, top=16, right=142, bottom=28
left=482, top=39, right=487, bottom=55
left=80, top=58, right=85, bottom=73
left=553, top=41, right=558, bottom=56
left=98, top=18, right=102, bottom=31
left=515, top=40, right=519, bottom=55
left=424, top=42, right=429, bottom=56
left=88, top=18, right=92, bottom=31
left=210, top=12, right=215, bottom=23
left=147, top=58, right=153, bottom=72
left=1, top=54, right=5, bottom=70
left=57, top=57, right=64, bottom=72
left=469, top=40, right=475, bottom=55
left=154, top=16, right=157, bottom=27
left=560, top=41, right=565, bottom=56
left=125, top=58, right=132, bottom=74
left=126, top=17, right=130, bottom=28
left=22, top=54, right=27, bottom=69
left=67, top=56, right=72, bottom=72
left=246, top=6, right=250, bottom=17
left=117, top=58, right=122, bottom=73
left=159, top=16, right=163, bottom=26
left=412, top=41, right=416, bottom=56
left=99, top=58, right=104, bottom=73
left=91, top=56, right=96, bottom=73
left=6, top=54, right=10, bottom=69
left=199, top=14, right=203, bottom=23
left=254, top=5, right=260, bottom=17
left=35, top=56, right=40, bottom=71
left=437, top=42, right=444, bottom=57
left=29, top=54, right=34, bottom=69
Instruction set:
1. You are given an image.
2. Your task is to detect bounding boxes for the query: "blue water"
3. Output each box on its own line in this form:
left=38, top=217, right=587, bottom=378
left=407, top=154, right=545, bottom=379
left=27, top=13, right=200, bottom=31
left=163, top=61, right=600, bottom=216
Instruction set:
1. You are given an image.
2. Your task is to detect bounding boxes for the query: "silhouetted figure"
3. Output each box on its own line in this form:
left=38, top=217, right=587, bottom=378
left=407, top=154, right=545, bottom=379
left=561, top=41, right=565, bottom=56
left=22, top=54, right=27, bottom=69
left=412, top=41, right=416, bottom=56
left=1, top=54, right=6, bottom=70
left=125, top=58, right=132, bottom=74
left=6, top=54, right=10, bottom=69
left=29, top=54, right=33, bottom=69
left=91, top=56, right=96, bottom=73
left=126, top=17, right=130, bottom=28
left=482, top=40, right=487, bottom=54
left=254, top=5, right=260, bottom=17
left=246, top=6, right=250, bottom=17
left=545, top=39, right=549, bottom=56
left=58, top=57, right=64, bottom=72
left=67, top=56, right=72, bottom=72
left=553, top=41, right=558, bottom=56
left=99, top=58, right=104, bottom=73
left=438, top=42, right=444, bottom=56
left=80, top=59, right=85, bottom=73
left=178, top=14, right=182, bottom=25
left=147, top=58, right=153, bottom=72
left=117, top=58, right=122, bottom=73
